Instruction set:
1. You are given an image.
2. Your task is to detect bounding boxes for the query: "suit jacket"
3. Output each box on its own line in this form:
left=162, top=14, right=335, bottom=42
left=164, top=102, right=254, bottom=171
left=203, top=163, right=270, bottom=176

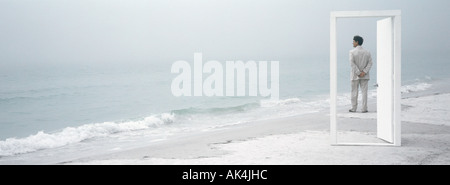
left=349, top=46, right=373, bottom=80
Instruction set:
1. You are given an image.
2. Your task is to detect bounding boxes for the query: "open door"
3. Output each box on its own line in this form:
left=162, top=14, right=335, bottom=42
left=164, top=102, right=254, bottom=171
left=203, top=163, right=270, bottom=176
left=376, top=17, right=394, bottom=143
left=330, top=10, right=401, bottom=146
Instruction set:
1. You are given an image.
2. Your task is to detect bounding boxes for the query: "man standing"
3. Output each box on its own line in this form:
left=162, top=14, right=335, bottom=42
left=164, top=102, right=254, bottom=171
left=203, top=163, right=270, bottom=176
left=349, top=35, right=373, bottom=113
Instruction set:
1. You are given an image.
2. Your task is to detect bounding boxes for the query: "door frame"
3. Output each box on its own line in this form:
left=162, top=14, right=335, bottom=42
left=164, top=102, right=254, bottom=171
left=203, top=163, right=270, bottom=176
left=330, top=10, right=401, bottom=146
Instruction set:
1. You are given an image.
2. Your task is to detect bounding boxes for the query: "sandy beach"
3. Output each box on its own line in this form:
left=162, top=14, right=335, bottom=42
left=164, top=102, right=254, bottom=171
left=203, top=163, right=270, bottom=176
left=66, top=91, right=450, bottom=165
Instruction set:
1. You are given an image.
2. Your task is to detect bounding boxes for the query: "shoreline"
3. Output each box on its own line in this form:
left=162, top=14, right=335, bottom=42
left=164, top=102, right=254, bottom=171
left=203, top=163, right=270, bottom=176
left=66, top=91, right=450, bottom=165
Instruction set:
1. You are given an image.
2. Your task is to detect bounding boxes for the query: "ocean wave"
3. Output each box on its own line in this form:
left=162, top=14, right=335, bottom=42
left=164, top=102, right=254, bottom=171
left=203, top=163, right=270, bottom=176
left=260, top=98, right=301, bottom=108
left=0, top=93, right=72, bottom=103
left=171, top=103, right=259, bottom=115
left=401, top=82, right=432, bottom=94
left=0, top=113, right=175, bottom=156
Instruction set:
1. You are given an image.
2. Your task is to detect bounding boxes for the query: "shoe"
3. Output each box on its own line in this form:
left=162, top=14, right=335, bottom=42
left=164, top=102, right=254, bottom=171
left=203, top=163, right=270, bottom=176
left=349, top=109, right=356, bottom=112
left=362, top=110, right=368, bottom=113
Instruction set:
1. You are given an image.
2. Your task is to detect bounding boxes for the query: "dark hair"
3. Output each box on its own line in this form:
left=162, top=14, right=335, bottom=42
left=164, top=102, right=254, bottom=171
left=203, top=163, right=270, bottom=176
left=353, top=35, right=364, bottom=46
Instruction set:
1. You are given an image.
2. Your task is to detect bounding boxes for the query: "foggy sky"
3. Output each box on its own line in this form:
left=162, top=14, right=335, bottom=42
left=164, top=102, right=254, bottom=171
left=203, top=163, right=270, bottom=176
left=1, top=0, right=449, bottom=67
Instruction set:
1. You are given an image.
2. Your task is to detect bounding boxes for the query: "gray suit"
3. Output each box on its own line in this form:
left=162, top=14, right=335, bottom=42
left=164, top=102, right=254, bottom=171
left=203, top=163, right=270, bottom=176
left=349, top=46, right=373, bottom=112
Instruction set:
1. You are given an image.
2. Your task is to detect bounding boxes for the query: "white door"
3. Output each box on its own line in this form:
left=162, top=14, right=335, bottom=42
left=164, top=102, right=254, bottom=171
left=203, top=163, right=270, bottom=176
left=377, top=17, right=394, bottom=143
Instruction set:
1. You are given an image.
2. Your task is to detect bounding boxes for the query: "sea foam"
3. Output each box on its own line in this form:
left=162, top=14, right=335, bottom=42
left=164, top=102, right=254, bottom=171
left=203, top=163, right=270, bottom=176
left=0, top=113, right=174, bottom=156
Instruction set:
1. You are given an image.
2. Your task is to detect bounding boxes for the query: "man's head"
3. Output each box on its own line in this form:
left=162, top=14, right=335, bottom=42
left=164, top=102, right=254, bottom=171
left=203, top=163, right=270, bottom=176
left=353, top=35, right=364, bottom=47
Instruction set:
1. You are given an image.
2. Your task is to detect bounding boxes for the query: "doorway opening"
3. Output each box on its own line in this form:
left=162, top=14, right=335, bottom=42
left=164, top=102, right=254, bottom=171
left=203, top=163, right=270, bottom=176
left=330, top=10, right=401, bottom=146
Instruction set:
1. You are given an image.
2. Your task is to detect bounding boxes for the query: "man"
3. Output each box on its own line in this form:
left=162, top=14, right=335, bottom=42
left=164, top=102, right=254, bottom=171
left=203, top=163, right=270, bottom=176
left=349, top=35, right=373, bottom=113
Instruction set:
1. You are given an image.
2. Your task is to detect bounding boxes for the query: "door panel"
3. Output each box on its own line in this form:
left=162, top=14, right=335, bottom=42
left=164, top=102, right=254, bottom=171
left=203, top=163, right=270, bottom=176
left=377, top=17, right=394, bottom=143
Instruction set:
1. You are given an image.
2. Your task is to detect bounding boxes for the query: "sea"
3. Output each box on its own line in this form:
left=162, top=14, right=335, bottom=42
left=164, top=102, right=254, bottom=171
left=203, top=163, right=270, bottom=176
left=0, top=53, right=449, bottom=164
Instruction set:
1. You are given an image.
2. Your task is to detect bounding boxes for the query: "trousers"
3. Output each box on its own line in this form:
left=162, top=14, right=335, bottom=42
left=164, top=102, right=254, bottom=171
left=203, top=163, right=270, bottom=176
left=351, top=79, right=369, bottom=112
